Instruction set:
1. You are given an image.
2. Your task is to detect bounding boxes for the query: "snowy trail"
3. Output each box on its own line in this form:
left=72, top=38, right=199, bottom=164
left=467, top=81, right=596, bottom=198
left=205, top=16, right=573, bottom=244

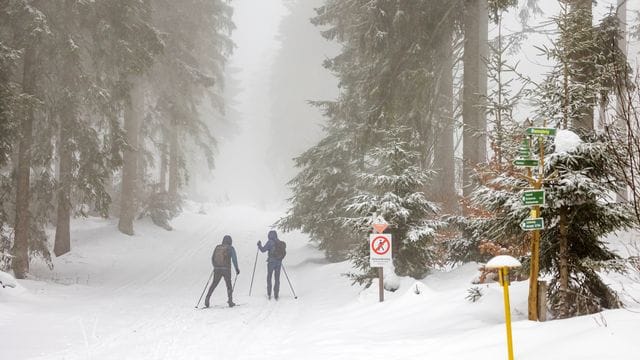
left=3, top=205, right=640, bottom=359
left=2, top=205, right=335, bottom=360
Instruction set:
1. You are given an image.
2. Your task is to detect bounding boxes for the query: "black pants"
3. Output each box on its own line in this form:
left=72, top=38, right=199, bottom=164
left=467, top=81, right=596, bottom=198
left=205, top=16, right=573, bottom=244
left=205, top=269, right=233, bottom=306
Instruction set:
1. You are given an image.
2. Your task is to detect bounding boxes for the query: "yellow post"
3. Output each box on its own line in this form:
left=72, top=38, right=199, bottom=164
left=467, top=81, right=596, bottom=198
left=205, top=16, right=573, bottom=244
left=487, top=255, right=520, bottom=360
left=500, top=267, right=515, bottom=360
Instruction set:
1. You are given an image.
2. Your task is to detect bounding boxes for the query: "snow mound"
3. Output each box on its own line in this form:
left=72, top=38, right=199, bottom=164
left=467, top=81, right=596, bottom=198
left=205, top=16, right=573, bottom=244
left=554, top=129, right=582, bottom=153
left=0, top=270, right=17, bottom=289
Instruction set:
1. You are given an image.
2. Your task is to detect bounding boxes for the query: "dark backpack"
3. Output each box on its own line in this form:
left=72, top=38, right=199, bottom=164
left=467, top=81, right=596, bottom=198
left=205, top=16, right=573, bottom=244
left=272, top=239, right=286, bottom=261
left=212, top=244, right=230, bottom=268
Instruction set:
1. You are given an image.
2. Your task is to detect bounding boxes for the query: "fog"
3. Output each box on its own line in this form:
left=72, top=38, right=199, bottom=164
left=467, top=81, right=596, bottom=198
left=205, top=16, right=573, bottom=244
left=203, top=0, right=338, bottom=209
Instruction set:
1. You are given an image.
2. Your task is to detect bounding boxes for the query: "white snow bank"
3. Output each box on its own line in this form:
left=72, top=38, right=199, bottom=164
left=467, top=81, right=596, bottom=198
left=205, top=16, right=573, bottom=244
left=0, top=270, right=16, bottom=288
left=554, top=129, right=582, bottom=153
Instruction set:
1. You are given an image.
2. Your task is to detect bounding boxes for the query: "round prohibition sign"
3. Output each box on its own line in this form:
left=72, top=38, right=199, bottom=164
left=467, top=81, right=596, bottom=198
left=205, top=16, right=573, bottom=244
left=371, top=235, right=391, bottom=255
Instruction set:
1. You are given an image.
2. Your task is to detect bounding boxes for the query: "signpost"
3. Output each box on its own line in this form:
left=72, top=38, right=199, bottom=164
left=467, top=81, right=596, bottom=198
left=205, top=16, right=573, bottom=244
left=517, top=140, right=531, bottom=158
left=514, top=124, right=555, bottom=321
left=526, top=127, right=556, bottom=136
left=520, top=218, right=544, bottom=231
left=521, top=189, right=545, bottom=206
left=371, top=217, right=390, bottom=302
left=512, top=158, right=539, bottom=167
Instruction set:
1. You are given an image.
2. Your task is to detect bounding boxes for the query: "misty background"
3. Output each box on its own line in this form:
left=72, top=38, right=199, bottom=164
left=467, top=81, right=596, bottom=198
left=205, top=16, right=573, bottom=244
left=201, top=0, right=338, bottom=209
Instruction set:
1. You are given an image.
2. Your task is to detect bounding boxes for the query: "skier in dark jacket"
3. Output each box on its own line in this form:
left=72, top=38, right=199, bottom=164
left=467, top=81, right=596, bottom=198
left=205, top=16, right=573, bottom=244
left=257, top=230, right=282, bottom=300
left=205, top=235, right=240, bottom=308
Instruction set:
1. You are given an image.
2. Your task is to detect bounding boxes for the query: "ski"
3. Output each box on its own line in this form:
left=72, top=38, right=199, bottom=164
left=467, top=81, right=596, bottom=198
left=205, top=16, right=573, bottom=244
left=196, top=303, right=244, bottom=310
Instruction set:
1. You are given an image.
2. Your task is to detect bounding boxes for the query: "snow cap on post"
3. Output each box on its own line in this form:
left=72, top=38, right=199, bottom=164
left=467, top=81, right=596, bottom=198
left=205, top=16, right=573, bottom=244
left=485, top=255, right=522, bottom=269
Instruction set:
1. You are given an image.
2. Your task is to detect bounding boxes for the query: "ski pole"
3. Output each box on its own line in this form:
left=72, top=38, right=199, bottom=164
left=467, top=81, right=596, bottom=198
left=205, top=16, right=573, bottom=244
left=282, top=264, right=298, bottom=299
left=232, top=272, right=238, bottom=292
left=195, top=269, right=215, bottom=308
left=249, top=247, right=259, bottom=296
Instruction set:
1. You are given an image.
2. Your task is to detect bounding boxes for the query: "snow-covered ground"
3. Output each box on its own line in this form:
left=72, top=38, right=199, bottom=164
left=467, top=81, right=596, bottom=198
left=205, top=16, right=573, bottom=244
left=1, top=204, right=640, bottom=360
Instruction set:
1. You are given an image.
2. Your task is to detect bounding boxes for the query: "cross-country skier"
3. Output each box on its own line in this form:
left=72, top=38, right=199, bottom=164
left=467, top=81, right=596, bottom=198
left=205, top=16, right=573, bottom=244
left=257, top=230, right=286, bottom=300
left=205, top=235, right=240, bottom=308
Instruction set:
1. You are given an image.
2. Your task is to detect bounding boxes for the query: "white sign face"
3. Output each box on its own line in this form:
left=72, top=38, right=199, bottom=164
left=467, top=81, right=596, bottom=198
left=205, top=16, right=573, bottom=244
left=369, top=234, right=392, bottom=268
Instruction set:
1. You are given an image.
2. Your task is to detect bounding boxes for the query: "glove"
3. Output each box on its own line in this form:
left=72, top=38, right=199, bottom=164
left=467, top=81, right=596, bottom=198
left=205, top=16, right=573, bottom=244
left=236, top=269, right=240, bottom=275
left=257, top=241, right=261, bottom=247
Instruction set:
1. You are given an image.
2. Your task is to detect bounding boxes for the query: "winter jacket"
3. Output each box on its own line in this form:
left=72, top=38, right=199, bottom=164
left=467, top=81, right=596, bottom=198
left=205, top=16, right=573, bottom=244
left=258, top=230, right=282, bottom=265
left=212, top=236, right=240, bottom=272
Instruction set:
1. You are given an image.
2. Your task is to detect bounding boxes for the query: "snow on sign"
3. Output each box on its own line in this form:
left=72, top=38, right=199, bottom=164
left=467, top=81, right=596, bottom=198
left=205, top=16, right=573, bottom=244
left=370, top=234, right=392, bottom=267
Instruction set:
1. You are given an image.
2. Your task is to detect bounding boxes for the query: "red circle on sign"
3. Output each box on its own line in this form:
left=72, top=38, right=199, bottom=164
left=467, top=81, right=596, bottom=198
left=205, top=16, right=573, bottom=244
left=371, top=235, right=390, bottom=255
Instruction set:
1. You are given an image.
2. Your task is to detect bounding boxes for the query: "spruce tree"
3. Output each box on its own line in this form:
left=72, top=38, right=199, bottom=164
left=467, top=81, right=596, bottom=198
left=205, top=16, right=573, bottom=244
left=140, top=0, right=233, bottom=229
left=284, top=0, right=461, bottom=270
left=343, top=127, right=443, bottom=283
left=92, top=0, right=163, bottom=235
left=0, top=0, right=52, bottom=278
left=541, top=131, right=635, bottom=317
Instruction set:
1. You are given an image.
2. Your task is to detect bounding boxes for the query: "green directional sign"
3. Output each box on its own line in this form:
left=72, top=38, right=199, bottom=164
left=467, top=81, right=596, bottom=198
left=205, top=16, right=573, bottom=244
left=513, top=158, right=539, bottom=167
left=526, top=127, right=556, bottom=136
left=522, top=189, right=545, bottom=206
left=520, top=217, right=544, bottom=231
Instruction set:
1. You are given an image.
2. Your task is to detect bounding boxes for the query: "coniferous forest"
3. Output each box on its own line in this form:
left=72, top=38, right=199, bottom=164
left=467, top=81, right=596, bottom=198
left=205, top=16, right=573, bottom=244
left=1, top=0, right=234, bottom=275
left=3, top=3, right=640, bottom=355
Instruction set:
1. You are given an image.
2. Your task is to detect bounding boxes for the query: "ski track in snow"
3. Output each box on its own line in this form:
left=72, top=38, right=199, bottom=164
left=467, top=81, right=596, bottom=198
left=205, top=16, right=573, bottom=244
left=3, top=205, right=640, bottom=360
left=4, top=207, right=315, bottom=360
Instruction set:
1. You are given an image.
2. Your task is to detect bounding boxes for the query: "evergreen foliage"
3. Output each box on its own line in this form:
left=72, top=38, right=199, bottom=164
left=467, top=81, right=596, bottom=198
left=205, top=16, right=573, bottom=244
left=454, top=2, right=638, bottom=318
left=540, top=132, right=635, bottom=317
left=283, top=0, right=459, bottom=280
left=342, top=127, right=442, bottom=283
left=0, top=0, right=234, bottom=275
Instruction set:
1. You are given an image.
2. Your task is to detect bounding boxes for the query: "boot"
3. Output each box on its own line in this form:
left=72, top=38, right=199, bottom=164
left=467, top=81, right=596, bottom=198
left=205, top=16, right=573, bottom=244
left=228, top=301, right=236, bottom=307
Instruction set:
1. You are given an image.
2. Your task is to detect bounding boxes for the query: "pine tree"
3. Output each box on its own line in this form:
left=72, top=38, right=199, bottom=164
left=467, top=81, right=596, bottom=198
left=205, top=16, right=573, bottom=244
left=541, top=131, right=635, bottom=317
left=0, top=0, right=52, bottom=278
left=343, top=127, right=443, bottom=283
left=283, top=0, right=461, bottom=269
left=140, top=0, right=233, bottom=229
left=93, top=0, right=163, bottom=236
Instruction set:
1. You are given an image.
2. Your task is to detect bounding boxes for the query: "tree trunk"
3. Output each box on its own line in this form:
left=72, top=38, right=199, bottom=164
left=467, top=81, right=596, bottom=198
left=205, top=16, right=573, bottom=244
left=159, top=129, right=168, bottom=191
left=566, top=0, right=594, bottom=130
left=168, top=120, right=179, bottom=198
left=54, top=29, right=76, bottom=256
left=11, top=44, right=37, bottom=279
left=118, top=80, right=144, bottom=235
left=462, top=0, right=488, bottom=198
left=432, top=15, right=457, bottom=214
left=54, top=114, right=72, bottom=256
left=558, top=208, right=570, bottom=317
left=615, top=0, right=628, bottom=202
